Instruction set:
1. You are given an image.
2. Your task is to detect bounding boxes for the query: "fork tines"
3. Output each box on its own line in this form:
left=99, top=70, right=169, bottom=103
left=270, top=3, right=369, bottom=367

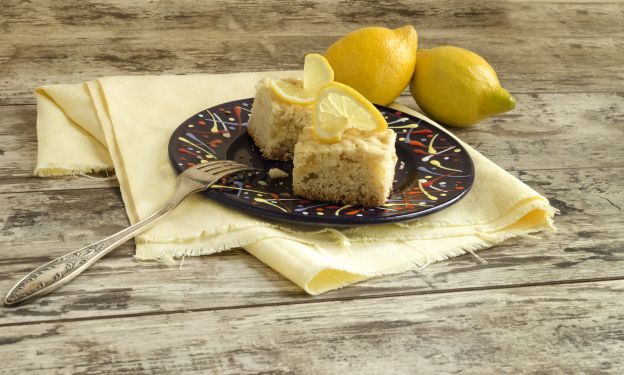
left=192, top=160, right=255, bottom=177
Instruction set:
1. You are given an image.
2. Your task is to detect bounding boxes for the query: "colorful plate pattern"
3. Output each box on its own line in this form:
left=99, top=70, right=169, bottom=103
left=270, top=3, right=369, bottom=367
left=168, top=98, right=474, bottom=225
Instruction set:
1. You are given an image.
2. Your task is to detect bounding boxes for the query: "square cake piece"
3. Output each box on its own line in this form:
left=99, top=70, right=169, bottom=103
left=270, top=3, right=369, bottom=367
left=247, top=78, right=312, bottom=161
left=293, top=127, right=397, bottom=207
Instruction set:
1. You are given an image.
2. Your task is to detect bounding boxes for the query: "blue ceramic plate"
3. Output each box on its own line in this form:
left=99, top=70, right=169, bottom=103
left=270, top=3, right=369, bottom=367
left=168, top=98, right=474, bottom=225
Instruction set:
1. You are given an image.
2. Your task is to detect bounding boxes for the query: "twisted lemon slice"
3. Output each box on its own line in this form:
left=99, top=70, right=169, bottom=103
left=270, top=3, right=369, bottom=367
left=270, top=53, right=334, bottom=104
left=313, top=82, right=388, bottom=143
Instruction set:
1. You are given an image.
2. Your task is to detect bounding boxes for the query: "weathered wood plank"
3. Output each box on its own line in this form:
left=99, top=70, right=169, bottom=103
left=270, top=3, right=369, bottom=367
left=1, top=167, right=622, bottom=325
left=1, top=91, right=622, bottom=193
left=3, top=0, right=621, bottom=44
left=1, top=1, right=623, bottom=104
left=2, top=35, right=622, bottom=104
left=1, top=281, right=623, bottom=374
left=4, top=0, right=623, bottom=38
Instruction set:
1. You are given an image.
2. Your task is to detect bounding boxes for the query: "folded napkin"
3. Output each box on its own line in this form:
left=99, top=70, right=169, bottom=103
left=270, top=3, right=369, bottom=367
left=35, top=72, right=555, bottom=295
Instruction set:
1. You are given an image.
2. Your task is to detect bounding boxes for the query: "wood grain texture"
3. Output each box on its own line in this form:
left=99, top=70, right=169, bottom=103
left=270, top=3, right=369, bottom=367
left=1, top=167, right=622, bottom=325
left=2, top=281, right=623, bottom=374
left=1, top=1, right=623, bottom=104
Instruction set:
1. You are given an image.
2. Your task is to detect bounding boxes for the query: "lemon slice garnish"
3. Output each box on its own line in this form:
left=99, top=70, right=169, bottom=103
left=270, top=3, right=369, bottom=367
left=303, top=53, right=334, bottom=92
left=313, top=82, right=388, bottom=143
left=270, top=79, right=314, bottom=104
left=271, top=53, right=334, bottom=105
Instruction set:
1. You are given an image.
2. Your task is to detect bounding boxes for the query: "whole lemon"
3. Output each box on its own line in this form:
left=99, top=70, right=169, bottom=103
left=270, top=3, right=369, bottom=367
left=325, top=25, right=418, bottom=106
left=409, top=46, right=516, bottom=127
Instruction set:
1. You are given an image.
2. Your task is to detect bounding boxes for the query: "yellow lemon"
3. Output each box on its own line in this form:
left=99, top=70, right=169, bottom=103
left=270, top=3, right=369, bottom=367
left=409, top=46, right=516, bottom=127
left=313, top=82, right=387, bottom=143
left=325, top=25, right=418, bottom=106
left=271, top=53, right=334, bottom=105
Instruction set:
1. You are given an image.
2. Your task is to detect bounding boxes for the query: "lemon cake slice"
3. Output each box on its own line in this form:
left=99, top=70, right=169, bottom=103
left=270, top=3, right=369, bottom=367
left=247, top=54, right=334, bottom=161
left=247, top=78, right=312, bottom=161
left=292, top=82, right=397, bottom=207
left=293, top=127, right=397, bottom=206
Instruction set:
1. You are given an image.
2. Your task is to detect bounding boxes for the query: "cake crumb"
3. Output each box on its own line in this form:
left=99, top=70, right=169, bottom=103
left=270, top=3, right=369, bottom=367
left=268, top=168, right=289, bottom=179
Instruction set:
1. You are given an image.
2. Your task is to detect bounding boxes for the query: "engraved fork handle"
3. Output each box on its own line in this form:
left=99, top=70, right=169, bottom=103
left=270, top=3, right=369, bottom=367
left=4, top=183, right=202, bottom=306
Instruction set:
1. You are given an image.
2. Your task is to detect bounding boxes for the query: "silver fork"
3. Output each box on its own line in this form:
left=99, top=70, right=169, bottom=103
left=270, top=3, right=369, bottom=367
left=4, top=160, right=256, bottom=306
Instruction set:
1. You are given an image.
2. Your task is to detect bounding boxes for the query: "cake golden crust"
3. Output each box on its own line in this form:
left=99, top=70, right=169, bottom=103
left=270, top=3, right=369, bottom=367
left=292, top=127, right=397, bottom=207
left=247, top=78, right=312, bottom=161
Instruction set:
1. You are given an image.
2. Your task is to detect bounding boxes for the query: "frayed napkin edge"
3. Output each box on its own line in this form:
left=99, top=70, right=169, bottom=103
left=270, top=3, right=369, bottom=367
left=300, top=221, right=556, bottom=295
left=35, top=163, right=114, bottom=177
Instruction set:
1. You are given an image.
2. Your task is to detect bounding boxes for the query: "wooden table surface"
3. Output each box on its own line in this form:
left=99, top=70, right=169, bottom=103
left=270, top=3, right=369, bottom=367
left=1, top=1, right=623, bottom=373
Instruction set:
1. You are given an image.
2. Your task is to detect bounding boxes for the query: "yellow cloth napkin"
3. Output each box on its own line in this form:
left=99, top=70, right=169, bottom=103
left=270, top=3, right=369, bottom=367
left=35, top=72, right=555, bottom=295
